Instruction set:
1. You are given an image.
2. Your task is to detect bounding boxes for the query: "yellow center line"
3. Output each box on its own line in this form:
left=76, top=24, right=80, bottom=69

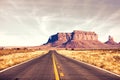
left=52, top=53, right=60, bottom=80
left=60, top=72, right=64, bottom=77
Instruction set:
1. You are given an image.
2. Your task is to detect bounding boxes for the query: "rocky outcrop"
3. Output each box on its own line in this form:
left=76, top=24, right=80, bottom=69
left=43, top=30, right=120, bottom=49
left=104, top=36, right=120, bottom=49
left=47, top=30, right=98, bottom=43
left=72, top=30, right=98, bottom=41
left=46, top=33, right=72, bottom=47
left=105, top=36, right=118, bottom=45
left=45, top=30, right=110, bottom=49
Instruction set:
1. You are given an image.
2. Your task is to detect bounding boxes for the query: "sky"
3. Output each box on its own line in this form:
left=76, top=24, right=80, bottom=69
left=0, top=0, right=120, bottom=46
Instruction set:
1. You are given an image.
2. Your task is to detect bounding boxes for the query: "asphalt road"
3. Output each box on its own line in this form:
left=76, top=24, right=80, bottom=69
left=0, top=50, right=120, bottom=80
left=0, top=51, right=54, bottom=80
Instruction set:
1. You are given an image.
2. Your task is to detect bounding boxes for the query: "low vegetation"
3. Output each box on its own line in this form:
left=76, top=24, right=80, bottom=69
left=0, top=49, right=48, bottom=70
left=0, top=48, right=34, bottom=56
left=58, top=49, right=120, bottom=75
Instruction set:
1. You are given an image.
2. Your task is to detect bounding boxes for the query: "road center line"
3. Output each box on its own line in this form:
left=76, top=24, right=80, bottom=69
left=60, top=72, right=64, bottom=77
left=52, top=53, right=60, bottom=80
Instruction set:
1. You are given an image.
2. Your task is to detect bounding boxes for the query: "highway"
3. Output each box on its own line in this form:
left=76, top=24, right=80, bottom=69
left=0, top=50, right=120, bottom=80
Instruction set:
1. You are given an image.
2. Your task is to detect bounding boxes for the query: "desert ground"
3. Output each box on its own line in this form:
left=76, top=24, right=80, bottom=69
left=0, top=48, right=48, bottom=70
left=0, top=48, right=120, bottom=75
left=58, top=49, right=120, bottom=75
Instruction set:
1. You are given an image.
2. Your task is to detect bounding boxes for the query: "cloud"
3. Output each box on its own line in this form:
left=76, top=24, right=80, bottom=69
left=0, top=0, right=120, bottom=46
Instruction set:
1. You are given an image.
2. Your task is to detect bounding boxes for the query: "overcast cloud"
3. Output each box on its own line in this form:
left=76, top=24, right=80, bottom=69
left=0, top=0, right=120, bottom=46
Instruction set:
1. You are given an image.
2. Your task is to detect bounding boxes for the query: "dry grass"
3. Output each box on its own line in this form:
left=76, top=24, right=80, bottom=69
left=58, top=49, right=120, bottom=75
left=0, top=50, right=48, bottom=70
left=0, top=48, right=35, bottom=56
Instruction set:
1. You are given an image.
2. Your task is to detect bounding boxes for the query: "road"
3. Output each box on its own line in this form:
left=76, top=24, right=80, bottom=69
left=0, top=50, right=120, bottom=80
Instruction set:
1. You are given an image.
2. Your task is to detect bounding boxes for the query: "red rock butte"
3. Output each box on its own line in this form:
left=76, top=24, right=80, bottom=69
left=72, top=30, right=98, bottom=41
left=42, top=30, right=120, bottom=49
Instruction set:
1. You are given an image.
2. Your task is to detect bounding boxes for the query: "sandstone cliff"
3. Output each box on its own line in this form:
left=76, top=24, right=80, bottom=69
left=46, top=33, right=71, bottom=47
left=72, top=30, right=98, bottom=41
left=47, top=30, right=98, bottom=43
left=45, top=30, right=110, bottom=49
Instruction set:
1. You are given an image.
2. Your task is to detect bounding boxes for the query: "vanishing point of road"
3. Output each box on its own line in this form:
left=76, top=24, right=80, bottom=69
left=0, top=50, right=120, bottom=80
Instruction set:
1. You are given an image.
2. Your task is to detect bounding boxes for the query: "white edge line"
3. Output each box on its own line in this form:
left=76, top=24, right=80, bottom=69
left=60, top=54, right=120, bottom=77
left=0, top=54, right=45, bottom=73
left=76, top=59, right=120, bottom=77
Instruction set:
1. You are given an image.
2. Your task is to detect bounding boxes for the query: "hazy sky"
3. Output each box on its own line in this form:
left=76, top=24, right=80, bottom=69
left=0, top=0, right=120, bottom=46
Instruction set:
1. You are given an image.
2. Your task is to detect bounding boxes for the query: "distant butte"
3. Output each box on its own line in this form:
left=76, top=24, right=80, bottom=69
left=104, top=35, right=120, bottom=49
left=42, top=30, right=120, bottom=49
left=105, top=35, right=118, bottom=45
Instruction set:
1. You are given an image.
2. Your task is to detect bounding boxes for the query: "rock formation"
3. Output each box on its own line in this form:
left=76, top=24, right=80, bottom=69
left=72, top=30, right=98, bottom=41
left=47, top=30, right=98, bottom=43
left=42, top=30, right=120, bottom=49
left=45, top=30, right=110, bottom=49
left=105, top=35, right=118, bottom=45
left=104, top=35, right=120, bottom=49
left=46, top=33, right=72, bottom=47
